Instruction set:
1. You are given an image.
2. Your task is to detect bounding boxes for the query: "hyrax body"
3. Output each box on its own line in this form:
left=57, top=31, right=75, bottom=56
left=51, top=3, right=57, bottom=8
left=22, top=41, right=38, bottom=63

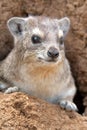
left=0, top=16, right=77, bottom=111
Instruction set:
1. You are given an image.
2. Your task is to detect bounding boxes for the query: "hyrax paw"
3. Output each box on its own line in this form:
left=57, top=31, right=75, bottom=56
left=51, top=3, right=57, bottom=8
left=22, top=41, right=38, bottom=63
left=4, top=86, right=19, bottom=94
left=58, top=100, right=78, bottom=111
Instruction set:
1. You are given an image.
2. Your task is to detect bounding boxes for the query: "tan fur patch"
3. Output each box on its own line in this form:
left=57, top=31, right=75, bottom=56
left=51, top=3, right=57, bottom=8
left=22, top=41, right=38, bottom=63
left=28, top=61, right=62, bottom=83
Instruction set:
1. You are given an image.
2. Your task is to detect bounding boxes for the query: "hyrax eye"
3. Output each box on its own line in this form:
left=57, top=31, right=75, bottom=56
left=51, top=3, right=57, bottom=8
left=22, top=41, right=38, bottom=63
left=31, top=35, right=41, bottom=44
left=59, top=37, right=64, bottom=45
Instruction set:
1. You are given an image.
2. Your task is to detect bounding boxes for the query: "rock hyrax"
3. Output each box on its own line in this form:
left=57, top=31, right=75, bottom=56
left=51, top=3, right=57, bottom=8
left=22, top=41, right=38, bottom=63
left=0, top=16, right=77, bottom=111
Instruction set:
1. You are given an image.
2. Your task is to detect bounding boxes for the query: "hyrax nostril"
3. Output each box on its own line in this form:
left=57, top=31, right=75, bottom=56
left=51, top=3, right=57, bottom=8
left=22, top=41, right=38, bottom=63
left=47, top=47, right=59, bottom=58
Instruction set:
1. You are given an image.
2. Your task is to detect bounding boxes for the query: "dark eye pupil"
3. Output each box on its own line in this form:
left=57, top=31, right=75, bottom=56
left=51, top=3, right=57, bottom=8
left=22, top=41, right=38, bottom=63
left=60, top=37, right=64, bottom=45
left=32, top=35, right=41, bottom=44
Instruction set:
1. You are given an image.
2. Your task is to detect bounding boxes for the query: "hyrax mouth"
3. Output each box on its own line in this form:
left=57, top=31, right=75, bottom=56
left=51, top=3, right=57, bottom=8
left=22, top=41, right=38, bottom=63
left=38, top=57, right=58, bottom=63
left=46, top=58, right=58, bottom=62
left=37, top=47, right=60, bottom=63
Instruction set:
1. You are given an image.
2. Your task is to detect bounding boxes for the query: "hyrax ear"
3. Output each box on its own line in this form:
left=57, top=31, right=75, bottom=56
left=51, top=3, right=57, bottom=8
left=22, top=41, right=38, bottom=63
left=7, top=17, right=26, bottom=37
left=58, top=17, right=70, bottom=37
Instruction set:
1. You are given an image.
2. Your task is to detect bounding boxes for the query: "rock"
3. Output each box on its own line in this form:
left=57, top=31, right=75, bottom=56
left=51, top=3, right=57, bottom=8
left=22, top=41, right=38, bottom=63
left=0, top=92, right=87, bottom=130
left=83, top=97, right=87, bottom=116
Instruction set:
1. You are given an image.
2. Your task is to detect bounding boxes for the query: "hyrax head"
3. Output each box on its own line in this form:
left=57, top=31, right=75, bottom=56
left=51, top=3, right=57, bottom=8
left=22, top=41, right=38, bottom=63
left=7, top=16, right=70, bottom=65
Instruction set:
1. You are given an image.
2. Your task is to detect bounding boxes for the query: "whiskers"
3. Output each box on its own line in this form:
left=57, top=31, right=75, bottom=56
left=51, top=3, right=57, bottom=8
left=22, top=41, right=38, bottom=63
left=27, top=52, right=36, bottom=56
left=36, top=49, right=45, bottom=54
left=24, top=48, right=45, bottom=60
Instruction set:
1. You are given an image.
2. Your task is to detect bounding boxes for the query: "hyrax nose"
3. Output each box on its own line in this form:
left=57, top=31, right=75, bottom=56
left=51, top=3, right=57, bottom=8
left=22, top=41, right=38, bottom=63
left=47, top=47, right=59, bottom=58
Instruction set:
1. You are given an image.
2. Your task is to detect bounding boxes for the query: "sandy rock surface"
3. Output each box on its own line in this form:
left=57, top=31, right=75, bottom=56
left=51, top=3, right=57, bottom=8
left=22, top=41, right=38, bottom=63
left=0, top=92, right=87, bottom=130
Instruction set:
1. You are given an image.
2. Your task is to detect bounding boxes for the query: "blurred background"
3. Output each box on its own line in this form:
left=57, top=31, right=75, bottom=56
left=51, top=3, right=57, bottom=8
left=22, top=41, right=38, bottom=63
left=0, top=0, right=87, bottom=115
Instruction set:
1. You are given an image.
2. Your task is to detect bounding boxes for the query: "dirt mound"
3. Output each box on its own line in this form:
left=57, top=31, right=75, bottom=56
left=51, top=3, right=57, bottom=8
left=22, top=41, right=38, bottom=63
left=0, top=92, right=87, bottom=130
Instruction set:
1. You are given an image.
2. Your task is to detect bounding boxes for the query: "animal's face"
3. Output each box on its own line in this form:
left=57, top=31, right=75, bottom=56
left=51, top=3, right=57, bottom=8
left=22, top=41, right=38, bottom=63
left=7, top=16, right=70, bottom=65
